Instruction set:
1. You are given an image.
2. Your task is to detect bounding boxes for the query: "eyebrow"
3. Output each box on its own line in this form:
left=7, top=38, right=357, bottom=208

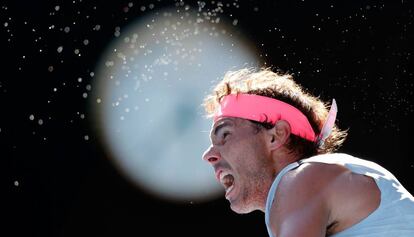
left=213, top=120, right=232, bottom=137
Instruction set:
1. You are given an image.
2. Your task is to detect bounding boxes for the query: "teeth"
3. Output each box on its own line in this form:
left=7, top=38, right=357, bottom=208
left=225, top=184, right=234, bottom=194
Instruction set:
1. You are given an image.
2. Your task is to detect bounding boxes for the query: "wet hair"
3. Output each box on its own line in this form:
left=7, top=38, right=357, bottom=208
left=203, top=67, right=347, bottom=159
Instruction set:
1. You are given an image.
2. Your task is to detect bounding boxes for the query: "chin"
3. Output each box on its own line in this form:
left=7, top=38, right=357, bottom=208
left=229, top=201, right=255, bottom=214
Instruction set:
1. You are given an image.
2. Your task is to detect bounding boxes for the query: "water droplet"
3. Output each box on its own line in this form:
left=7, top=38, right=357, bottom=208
left=105, top=61, right=114, bottom=67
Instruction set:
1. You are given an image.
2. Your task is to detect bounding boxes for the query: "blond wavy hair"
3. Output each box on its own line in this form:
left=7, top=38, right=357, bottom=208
left=203, top=68, right=347, bottom=157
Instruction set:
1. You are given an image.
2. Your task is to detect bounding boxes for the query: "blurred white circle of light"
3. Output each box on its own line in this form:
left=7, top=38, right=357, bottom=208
left=91, top=8, right=259, bottom=202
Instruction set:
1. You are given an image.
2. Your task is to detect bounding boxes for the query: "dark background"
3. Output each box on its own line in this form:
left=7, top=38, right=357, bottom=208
left=2, top=0, right=413, bottom=236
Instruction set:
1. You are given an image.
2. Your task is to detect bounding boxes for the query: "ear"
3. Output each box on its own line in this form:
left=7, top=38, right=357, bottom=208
left=266, top=120, right=291, bottom=151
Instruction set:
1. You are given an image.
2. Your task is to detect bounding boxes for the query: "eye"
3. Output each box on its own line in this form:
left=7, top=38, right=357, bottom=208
left=222, top=131, right=230, bottom=139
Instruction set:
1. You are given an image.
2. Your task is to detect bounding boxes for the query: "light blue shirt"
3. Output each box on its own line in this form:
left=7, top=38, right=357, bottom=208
left=265, top=153, right=414, bottom=237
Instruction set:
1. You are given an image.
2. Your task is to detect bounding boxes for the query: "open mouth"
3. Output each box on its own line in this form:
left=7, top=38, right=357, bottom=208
left=219, top=171, right=235, bottom=195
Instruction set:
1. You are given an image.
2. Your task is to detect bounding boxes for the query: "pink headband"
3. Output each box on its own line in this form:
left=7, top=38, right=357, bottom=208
left=214, top=94, right=337, bottom=143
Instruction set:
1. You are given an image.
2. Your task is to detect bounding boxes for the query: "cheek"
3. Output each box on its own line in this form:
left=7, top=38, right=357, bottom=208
left=219, top=143, right=248, bottom=172
left=241, top=141, right=271, bottom=172
left=223, top=133, right=267, bottom=169
left=229, top=143, right=262, bottom=172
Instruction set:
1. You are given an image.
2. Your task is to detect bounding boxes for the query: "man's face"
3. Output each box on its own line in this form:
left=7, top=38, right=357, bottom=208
left=202, top=117, right=274, bottom=213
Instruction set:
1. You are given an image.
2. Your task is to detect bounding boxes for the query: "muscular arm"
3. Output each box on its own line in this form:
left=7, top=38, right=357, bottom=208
left=269, top=162, right=380, bottom=237
left=269, top=163, right=339, bottom=237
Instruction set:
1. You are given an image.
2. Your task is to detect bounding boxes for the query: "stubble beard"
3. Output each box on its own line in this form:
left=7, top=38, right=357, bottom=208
left=230, top=165, right=272, bottom=214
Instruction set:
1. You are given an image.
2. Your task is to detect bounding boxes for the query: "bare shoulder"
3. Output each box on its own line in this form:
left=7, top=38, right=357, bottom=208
left=281, top=161, right=349, bottom=189
left=268, top=162, right=344, bottom=236
left=275, top=162, right=349, bottom=205
left=274, top=162, right=348, bottom=213
left=271, top=161, right=380, bottom=236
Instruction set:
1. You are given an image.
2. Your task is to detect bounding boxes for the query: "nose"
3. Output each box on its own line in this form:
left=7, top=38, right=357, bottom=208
left=202, top=145, right=220, bottom=164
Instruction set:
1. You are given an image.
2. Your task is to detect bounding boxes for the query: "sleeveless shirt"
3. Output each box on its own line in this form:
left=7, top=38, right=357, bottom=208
left=265, top=153, right=414, bottom=237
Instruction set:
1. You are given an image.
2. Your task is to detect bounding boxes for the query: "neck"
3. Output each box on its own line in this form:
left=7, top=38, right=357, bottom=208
left=258, top=147, right=300, bottom=212
left=272, top=146, right=301, bottom=176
